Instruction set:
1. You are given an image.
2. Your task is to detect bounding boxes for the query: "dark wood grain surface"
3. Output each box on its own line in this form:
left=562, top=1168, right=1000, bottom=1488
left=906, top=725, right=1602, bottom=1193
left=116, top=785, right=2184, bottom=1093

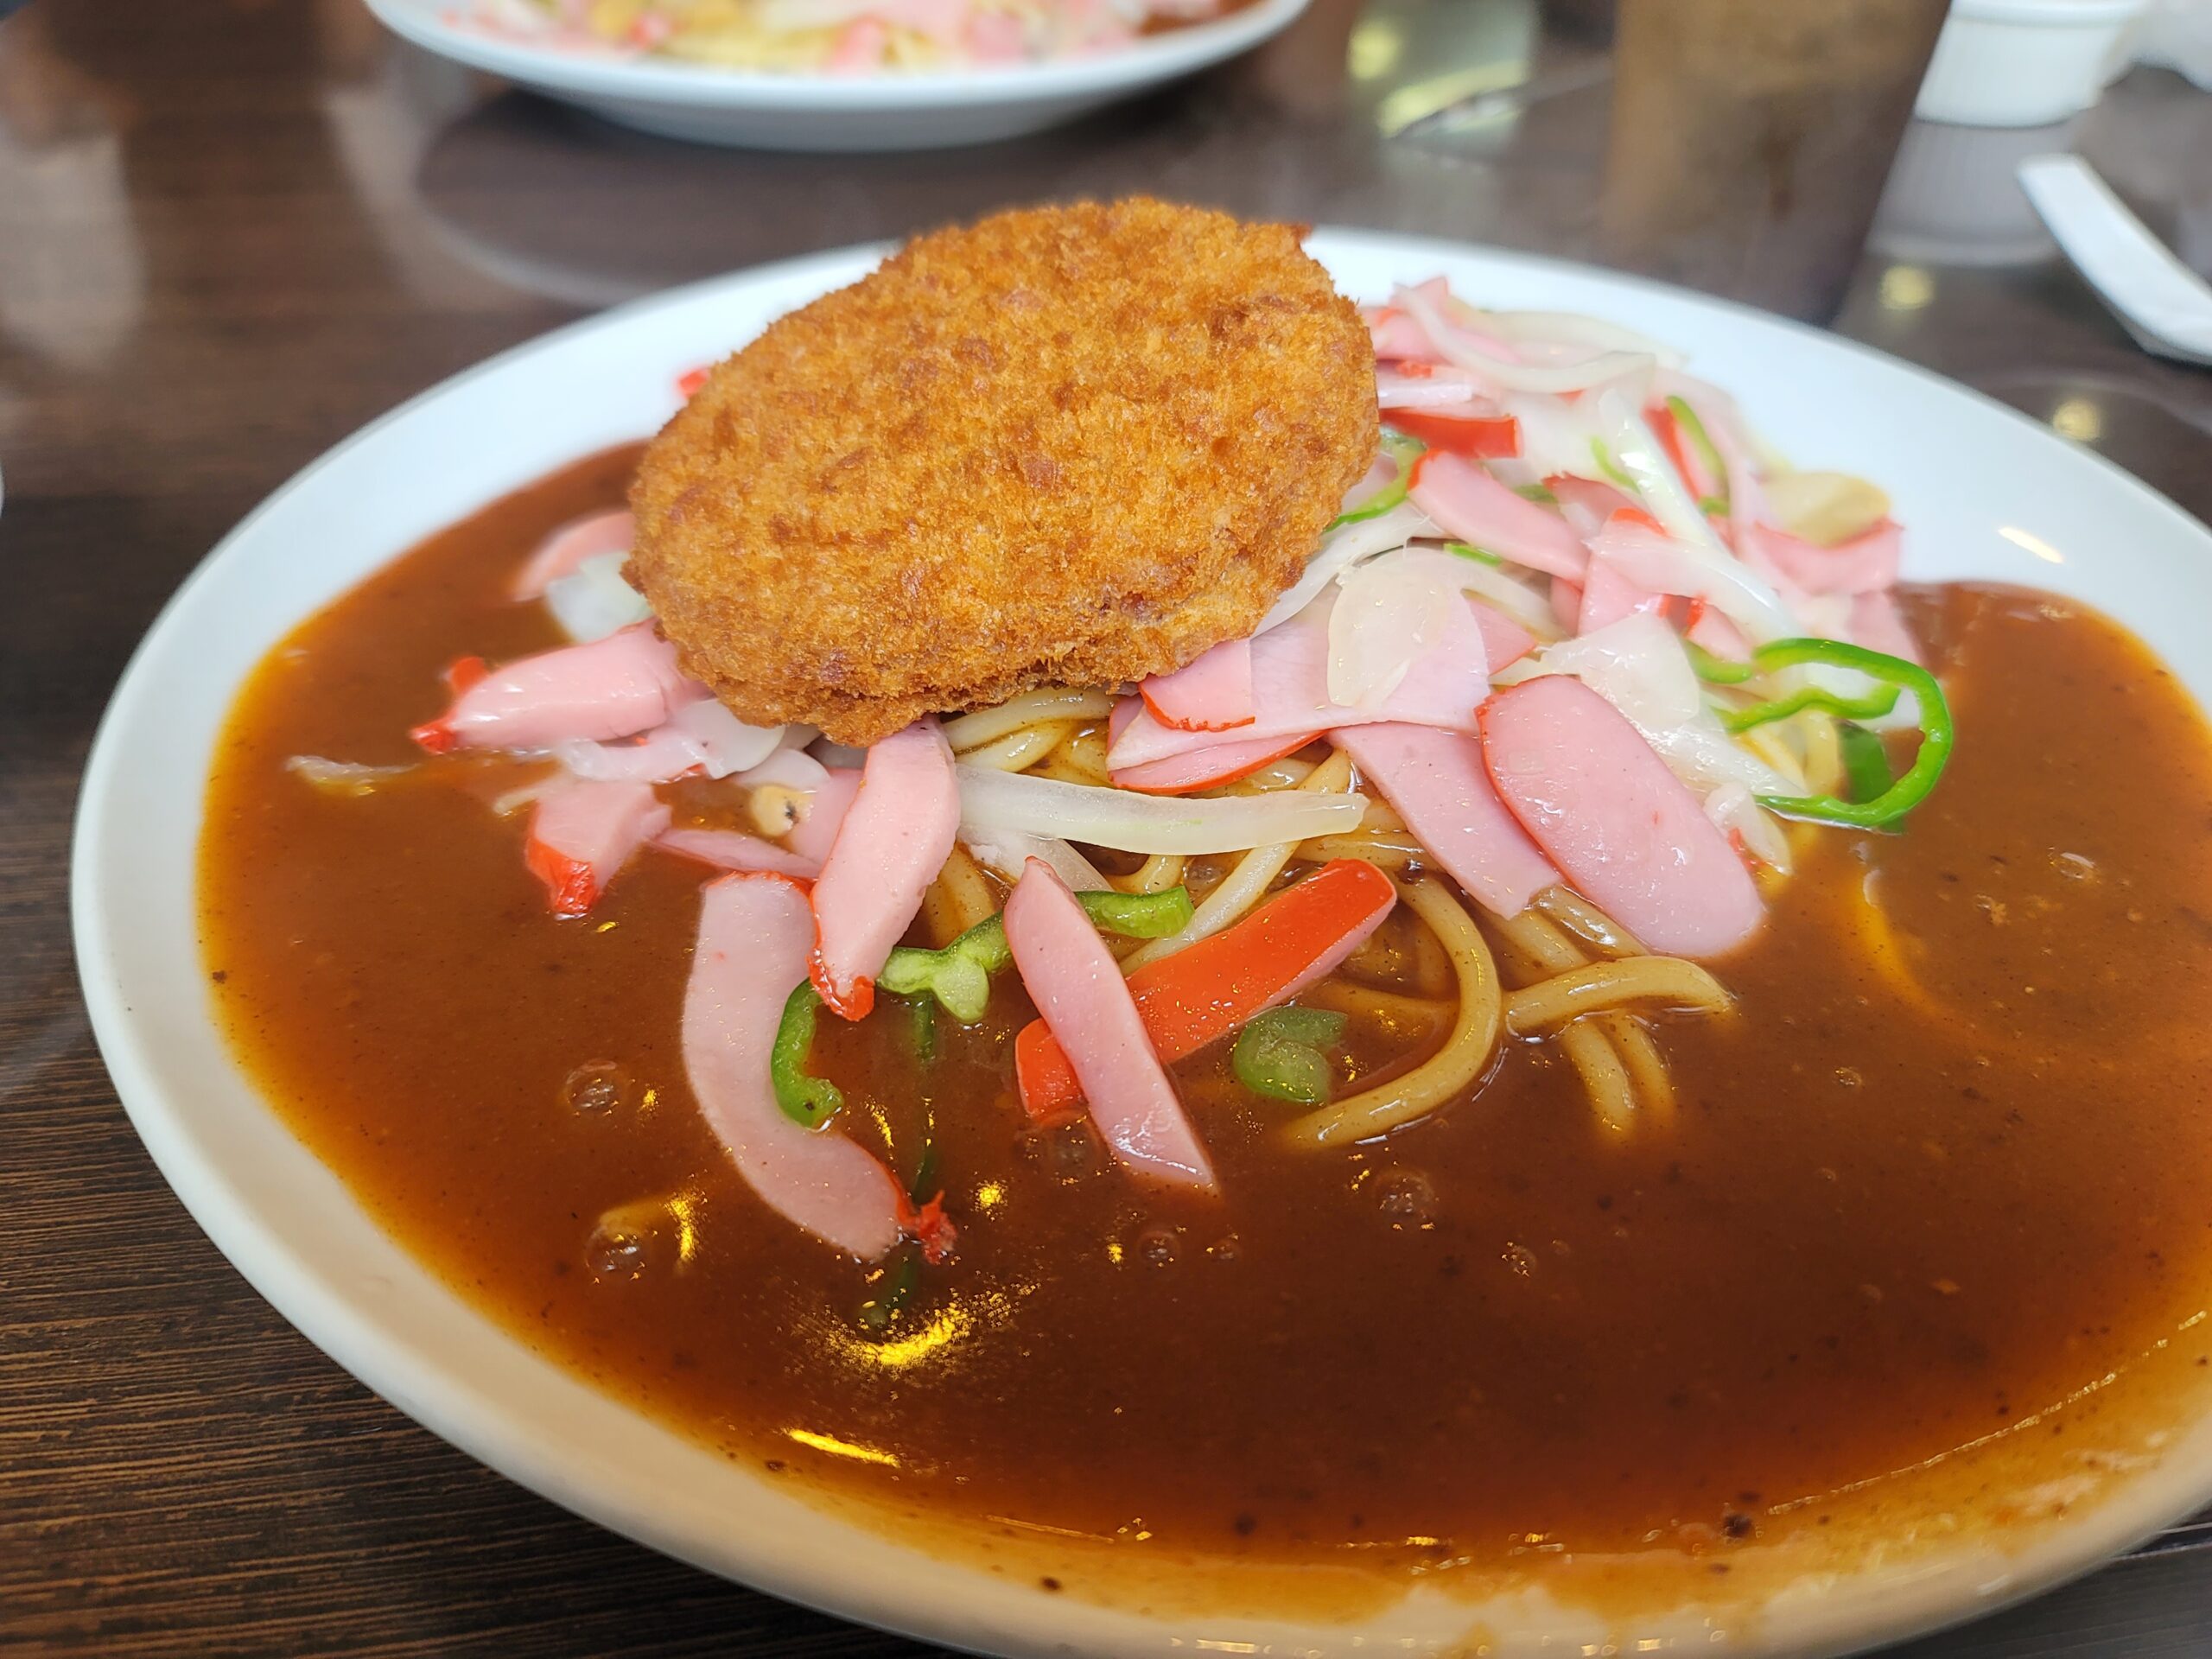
left=5, top=2, right=2212, bottom=1653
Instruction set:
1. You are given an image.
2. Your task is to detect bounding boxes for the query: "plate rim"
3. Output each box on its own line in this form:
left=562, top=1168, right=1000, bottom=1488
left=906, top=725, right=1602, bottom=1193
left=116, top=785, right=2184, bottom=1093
left=71, top=226, right=2212, bottom=1659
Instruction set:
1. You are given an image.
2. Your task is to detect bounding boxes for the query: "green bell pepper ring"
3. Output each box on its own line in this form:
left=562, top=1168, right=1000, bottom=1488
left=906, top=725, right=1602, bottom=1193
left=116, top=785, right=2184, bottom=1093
left=1720, top=682, right=1901, bottom=734
left=1838, top=721, right=1897, bottom=807
left=1742, top=639, right=1953, bottom=830
left=879, top=886, right=1197, bottom=1023
left=1232, top=1006, right=1351, bottom=1106
left=770, top=982, right=842, bottom=1129
left=1330, top=430, right=1427, bottom=529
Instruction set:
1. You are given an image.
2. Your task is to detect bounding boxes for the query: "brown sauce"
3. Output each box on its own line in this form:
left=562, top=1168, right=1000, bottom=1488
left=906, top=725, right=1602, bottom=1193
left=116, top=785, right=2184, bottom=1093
left=200, top=447, right=2212, bottom=1594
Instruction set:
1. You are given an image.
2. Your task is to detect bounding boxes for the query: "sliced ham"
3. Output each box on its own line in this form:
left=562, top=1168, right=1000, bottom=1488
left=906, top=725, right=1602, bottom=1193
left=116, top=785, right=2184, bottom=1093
left=1577, top=556, right=1665, bottom=636
left=1333, top=724, right=1557, bottom=918
left=1367, top=305, right=1441, bottom=363
left=1479, top=676, right=1764, bottom=958
left=1547, top=474, right=1640, bottom=539
left=524, top=777, right=670, bottom=917
left=1001, top=859, right=1217, bottom=1191
left=1746, top=519, right=1901, bottom=597
left=809, top=719, right=959, bottom=1020
left=1850, top=590, right=1923, bottom=666
left=1684, top=600, right=1753, bottom=663
left=1109, top=731, right=1319, bottom=796
left=682, top=873, right=904, bottom=1260
left=410, top=625, right=702, bottom=754
left=555, top=698, right=784, bottom=784
left=784, top=766, right=862, bottom=867
left=510, top=509, right=635, bottom=601
left=1410, top=451, right=1588, bottom=581
left=1139, top=639, right=1255, bottom=732
left=1108, top=588, right=1489, bottom=775
left=1470, top=600, right=1536, bottom=670
left=1550, top=576, right=1582, bottom=633
left=654, top=826, right=820, bottom=881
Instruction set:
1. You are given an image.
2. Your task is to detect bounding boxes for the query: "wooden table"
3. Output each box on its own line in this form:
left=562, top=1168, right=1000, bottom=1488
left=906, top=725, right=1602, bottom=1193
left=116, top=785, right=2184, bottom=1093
left=5, top=2, right=2210, bottom=1652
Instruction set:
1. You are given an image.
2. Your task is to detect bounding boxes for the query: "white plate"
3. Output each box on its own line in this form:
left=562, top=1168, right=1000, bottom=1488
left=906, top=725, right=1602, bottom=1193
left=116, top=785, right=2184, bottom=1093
left=74, top=232, right=2212, bottom=1658
left=361, top=0, right=1310, bottom=149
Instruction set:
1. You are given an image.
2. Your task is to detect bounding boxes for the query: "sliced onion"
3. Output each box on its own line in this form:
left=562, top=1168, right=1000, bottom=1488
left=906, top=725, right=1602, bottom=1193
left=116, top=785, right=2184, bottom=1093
left=1393, top=282, right=1655, bottom=397
left=544, top=550, right=654, bottom=643
left=1478, top=309, right=1683, bottom=365
left=961, top=829, right=1109, bottom=892
left=1329, top=550, right=1457, bottom=708
left=956, top=763, right=1365, bottom=855
left=1375, top=366, right=1483, bottom=409
left=283, top=754, right=412, bottom=796
left=734, top=746, right=830, bottom=791
left=1705, top=784, right=1792, bottom=874
left=1540, top=613, right=1793, bottom=796
left=1256, top=499, right=1435, bottom=635
left=555, top=699, right=784, bottom=784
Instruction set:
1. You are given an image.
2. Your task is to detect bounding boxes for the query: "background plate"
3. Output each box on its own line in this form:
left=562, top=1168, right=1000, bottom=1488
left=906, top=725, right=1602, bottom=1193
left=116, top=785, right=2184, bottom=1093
left=359, top=0, right=1311, bottom=149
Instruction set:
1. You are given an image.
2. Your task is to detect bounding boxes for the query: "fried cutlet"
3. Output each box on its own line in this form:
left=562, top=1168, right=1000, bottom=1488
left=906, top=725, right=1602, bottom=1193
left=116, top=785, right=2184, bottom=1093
left=627, top=198, right=1377, bottom=747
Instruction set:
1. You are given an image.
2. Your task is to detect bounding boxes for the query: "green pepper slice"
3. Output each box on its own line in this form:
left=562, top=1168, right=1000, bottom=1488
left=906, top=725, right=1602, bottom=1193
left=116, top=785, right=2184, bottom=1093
left=1719, top=682, right=1901, bottom=734
left=771, top=982, right=842, bottom=1128
left=1741, top=639, right=1953, bottom=830
left=879, top=886, right=1197, bottom=1023
left=1663, top=394, right=1731, bottom=513
left=1838, top=721, right=1896, bottom=806
left=1329, top=430, right=1427, bottom=529
left=1232, top=1006, right=1351, bottom=1106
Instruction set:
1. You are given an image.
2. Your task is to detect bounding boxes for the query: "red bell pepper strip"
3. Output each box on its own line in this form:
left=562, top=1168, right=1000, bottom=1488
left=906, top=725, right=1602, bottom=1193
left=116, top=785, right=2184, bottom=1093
left=1385, top=409, right=1522, bottom=461
left=1014, top=858, right=1395, bottom=1121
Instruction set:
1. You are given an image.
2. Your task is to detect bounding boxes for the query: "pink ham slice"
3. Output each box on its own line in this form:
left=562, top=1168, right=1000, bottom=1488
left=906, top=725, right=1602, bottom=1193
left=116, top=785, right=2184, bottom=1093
left=410, top=625, right=703, bottom=754
left=510, top=509, right=635, bottom=601
left=1479, top=676, right=1764, bottom=958
left=1411, top=452, right=1588, bottom=581
left=525, top=777, right=671, bottom=917
left=1577, top=557, right=1665, bottom=636
left=1367, top=306, right=1441, bottom=363
left=1470, top=601, right=1536, bottom=671
left=1548, top=476, right=1640, bottom=539
left=555, top=697, right=782, bottom=784
left=1108, top=589, right=1489, bottom=774
left=1139, top=638, right=1255, bottom=732
left=1850, top=590, right=1923, bottom=665
left=1686, top=602, right=1753, bottom=664
left=1001, top=858, right=1217, bottom=1191
left=1747, top=519, right=1901, bottom=597
left=809, top=719, right=959, bottom=1020
left=784, top=766, right=862, bottom=867
left=683, top=873, right=904, bottom=1260
left=1109, top=730, right=1319, bottom=796
left=654, top=827, right=820, bottom=881
left=1333, top=723, right=1557, bottom=918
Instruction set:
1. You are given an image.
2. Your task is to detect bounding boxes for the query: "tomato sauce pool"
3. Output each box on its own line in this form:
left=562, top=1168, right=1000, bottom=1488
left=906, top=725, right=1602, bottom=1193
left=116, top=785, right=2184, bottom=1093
left=200, top=447, right=2212, bottom=1599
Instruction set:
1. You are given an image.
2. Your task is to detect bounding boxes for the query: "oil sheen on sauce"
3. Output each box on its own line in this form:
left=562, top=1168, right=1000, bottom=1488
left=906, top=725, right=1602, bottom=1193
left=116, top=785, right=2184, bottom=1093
left=199, top=448, right=2212, bottom=1597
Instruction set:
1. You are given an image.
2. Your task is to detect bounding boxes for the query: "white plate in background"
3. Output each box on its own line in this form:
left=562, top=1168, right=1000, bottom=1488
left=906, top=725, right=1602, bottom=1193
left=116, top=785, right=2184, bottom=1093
left=74, top=231, right=2212, bottom=1658
left=360, top=0, right=1309, bottom=149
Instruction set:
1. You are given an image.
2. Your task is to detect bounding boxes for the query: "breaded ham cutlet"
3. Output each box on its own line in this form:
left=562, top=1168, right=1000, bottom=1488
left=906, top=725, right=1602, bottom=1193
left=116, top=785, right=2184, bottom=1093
left=627, top=198, right=1377, bottom=747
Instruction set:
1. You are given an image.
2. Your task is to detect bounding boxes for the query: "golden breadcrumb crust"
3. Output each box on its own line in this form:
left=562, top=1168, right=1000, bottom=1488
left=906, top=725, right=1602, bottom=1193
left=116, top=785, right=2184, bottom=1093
left=627, top=198, right=1377, bottom=746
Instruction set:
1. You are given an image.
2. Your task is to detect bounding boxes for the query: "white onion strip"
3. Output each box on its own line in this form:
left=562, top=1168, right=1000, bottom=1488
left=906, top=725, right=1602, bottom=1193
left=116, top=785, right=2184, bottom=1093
left=961, top=829, right=1110, bottom=893
left=1393, top=283, right=1655, bottom=397
left=956, top=763, right=1365, bottom=855
left=1258, top=500, right=1436, bottom=635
